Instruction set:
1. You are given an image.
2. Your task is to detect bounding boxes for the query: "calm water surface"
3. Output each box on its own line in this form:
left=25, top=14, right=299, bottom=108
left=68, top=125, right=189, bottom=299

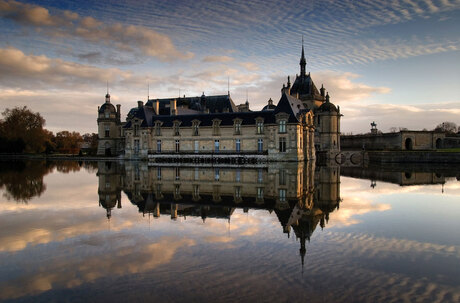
left=0, top=160, right=459, bottom=302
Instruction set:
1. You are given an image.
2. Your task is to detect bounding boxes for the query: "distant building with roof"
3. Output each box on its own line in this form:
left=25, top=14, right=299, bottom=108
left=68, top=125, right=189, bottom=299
left=97, top=45, right=341, bottom=162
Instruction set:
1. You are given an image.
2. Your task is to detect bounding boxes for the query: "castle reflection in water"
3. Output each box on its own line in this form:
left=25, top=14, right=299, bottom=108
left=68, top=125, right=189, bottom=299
left=97, top=161, right=341, bottom=266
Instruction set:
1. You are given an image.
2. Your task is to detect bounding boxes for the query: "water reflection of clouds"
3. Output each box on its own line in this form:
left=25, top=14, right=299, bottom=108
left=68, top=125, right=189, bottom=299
left=1, top=166, right=460, bottom=301
left=0, top=235, right=196, bottom=300
left=341, top=176, right=460, bottom=196
left=328, top=196, right=391, bottom=227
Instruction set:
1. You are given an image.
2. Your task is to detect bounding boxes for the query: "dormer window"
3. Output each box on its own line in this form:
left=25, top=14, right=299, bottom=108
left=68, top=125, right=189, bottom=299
left=212, top=119, right=221, bottom=136
left=173, top=121, right=181, bottom=136
left=279, top=120, right=287, bottom=133
left=134, top=124, right=139, bottom=137
left=105, top=126, right=110, bottom=138
left=234, top=119, right=242, bottom=135
left=105, top=112, right=109, bottom=118
left=154, top=121, right=162, bottom=136
left=256, top=120, right=264, bottom=134
left=192, top=120, right=200, bottom=136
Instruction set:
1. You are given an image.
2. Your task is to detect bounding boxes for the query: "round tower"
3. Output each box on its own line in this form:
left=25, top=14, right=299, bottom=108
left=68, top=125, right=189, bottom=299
left=97, top=90, right=122, bottom=156
left=316, top=93, right=341, bottom=154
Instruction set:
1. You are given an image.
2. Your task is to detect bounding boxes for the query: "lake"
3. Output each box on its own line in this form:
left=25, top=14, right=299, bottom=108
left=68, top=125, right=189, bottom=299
left=0, top=160, right=459, bottom=302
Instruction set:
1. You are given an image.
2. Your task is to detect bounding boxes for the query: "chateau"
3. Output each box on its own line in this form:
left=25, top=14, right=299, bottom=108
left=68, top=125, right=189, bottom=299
left=97, top=45, right=341, bottom=162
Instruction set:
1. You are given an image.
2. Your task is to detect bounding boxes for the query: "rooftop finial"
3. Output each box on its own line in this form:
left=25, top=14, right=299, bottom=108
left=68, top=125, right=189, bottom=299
left=300, top=35, right=306, bottom=76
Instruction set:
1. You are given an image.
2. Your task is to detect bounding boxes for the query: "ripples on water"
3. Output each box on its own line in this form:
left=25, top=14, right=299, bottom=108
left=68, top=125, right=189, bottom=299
left=0, top=160, right=459, bottom=302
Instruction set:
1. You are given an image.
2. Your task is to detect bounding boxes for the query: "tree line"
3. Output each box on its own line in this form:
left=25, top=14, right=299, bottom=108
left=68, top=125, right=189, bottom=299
left=0, top=106, right=98, bottom=154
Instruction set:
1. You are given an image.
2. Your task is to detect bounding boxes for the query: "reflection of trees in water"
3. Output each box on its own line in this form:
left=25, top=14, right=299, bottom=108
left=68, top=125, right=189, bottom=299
left=0, top=161, right=52, bottom=203
left=0, top=160, right=99, bottom=203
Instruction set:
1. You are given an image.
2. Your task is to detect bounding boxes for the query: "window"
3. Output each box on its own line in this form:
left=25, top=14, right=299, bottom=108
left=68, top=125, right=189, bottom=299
left=258, top=139, right=263, bottom=153
left=279, top=189, right=287, bottom=202
left=214, top=140, right=219, bottom=152
left=279, top=137, right=286, bottom=152
left=236, top=139, right=241, bottom=152
left=134, top=139, right=139, bottom=155
left=175, top=167, right=180, bottom=180
left=192, top=122, right=200, bottom=136
left=105, top=126, right=110, bottom=138
left=258, top=169, right=263, bottom=183
left=215, top=168, right=220, bottom=181
left=257, top=187, right=264, bottom=199
left=234, top=120, right=241, bottom=135
left=105, top=182, right=110, bottom=189
left=134, top=125, right=139, bottom=137
left=155, top=122, right=161, bottom=136
left=156, top=140, right=161, bottom=153
left=235, top=186, right=241, bottom=199
left=236, top=169, right=241, bottom=182
left=257, top=121, right=264, bottom=134
left=212, top=120, right=221, bottom=136
left=105, top=111, right=110, bottom=118
left=194, top=167, right=199, bottom=180
left=157, top=167, right=161, bottom=180
left=279, top=169, right=286, bottom=185
left=279, top=120, right=287, bottom=133
left=175, top=140, right=180, bottom=153
left=173, top=122, right=180, bottom=136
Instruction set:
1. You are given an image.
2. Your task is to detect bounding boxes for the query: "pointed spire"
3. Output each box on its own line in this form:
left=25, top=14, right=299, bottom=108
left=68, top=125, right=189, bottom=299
left=300, top=35, right=306, bottom=76
left=326, top=92, right=330, bottom=103
left=105, top=81, right=110, bottom=103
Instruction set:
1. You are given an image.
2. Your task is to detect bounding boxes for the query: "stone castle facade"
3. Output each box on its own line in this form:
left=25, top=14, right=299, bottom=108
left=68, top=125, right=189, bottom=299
left=97, top=46, right=341, bottom=162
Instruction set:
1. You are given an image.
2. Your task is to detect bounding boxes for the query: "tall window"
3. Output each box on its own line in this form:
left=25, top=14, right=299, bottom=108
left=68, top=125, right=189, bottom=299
left=175, top=140, right=180, bottom=153
left=157, top=167, right=161, bottom=180
left=258, top=139, right=263, bottom=153
left=105, top=126, right=110, bottom=138
left=134, top=140, right=139, bottom=155
left=173, top=122, right=180, bottom=136
left=175, top=167, right=180, bottom=180
left=155, top=122, right=161, bottom=136
left=279, top=169, right=286, bottom=185
left=156, top=140, right=161, bottom=153
left=257, top=121, right=264, bottom=134
left=214, top=140, right=219, bottom=153
left=234, top=120, right=241, bottom=135
left=215, top=168, right=220, bottom=181
left=235, top=139, right=241, bottom=152
left=279, top=137, right=286, bottom=152
left=235, top=186, right=241, bottom=199
left=192, top=122, right=200, bottom=136
left=105, top=112, right=110, bottom=118
left=257, top=187, right=264, bottom=199
left=258, top=169, right=263, bottom=183
left=236, top=169, right=241, bottom=182
left=279, top=120, right=287, bottom=133
left=279, top=189, right=287, bottom=202
left=212, top=120, right=221, bottom=136
left=134, top=125, right=139, bottom=137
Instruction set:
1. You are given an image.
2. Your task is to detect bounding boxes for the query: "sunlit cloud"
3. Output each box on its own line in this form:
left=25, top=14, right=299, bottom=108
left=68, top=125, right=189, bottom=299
left=0, top=0, right=193, bottom=61
left=202, top=55, right=234, bottom=63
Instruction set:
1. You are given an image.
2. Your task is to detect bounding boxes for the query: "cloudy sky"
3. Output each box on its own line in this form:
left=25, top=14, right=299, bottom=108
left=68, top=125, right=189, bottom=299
left=0, top=0, right=459, bottom=133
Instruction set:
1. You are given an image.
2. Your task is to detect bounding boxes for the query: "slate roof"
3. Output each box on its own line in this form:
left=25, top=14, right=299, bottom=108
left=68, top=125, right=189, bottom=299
left=145, top=94, right=237, bottom=115
left=290, top=74, right=321, bottom=97
left=98, top=102, right=116, bottom=114
left=124, top=93, right=309, bottom=129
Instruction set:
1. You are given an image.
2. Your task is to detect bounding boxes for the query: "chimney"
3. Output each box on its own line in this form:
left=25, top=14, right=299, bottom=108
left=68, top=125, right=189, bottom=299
left=138, top=101, right=143, bottom=108
left=116, top=104, right=121, bottom=118
left=154, top=99, right=159, bottom=115
left=170, top=99, right=177, bottom=115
